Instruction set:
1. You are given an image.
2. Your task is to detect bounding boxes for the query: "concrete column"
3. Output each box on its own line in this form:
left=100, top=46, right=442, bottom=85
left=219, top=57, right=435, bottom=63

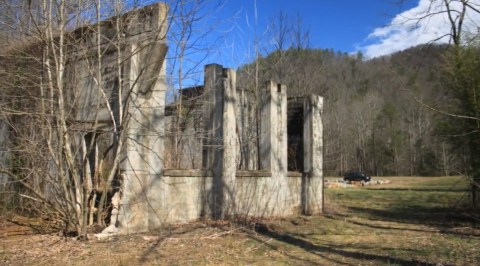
left=118, top=40, right=167, bottom=232
left=279, top=84, right=288, bottom=174
left=237, top=86, right=247, bottom=170
left=222, top=68, right=237, bottom=218
left=202, top=64, right=223, bottom=170
left=260, top=81, right=287, bottom=174
left=260, top=81, right=288, bottom=215
left=302, top=95, right=324, bottom=215
left=145, top=42, right=167, bottom=230
left=119, top=43, right=149, bottom=233
left=202, top=64, right=223, bottom=219
left=202, top=64, right=237, bottom=219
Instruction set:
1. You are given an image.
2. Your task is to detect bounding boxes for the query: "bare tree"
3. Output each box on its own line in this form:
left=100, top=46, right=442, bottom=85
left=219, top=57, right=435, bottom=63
left=0, top=0, right=168, bottom=237
left=0, top=0, right=227, bottom=237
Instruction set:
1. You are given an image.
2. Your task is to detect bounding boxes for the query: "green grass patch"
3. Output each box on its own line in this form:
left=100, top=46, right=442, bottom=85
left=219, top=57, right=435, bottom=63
left=326, top=176, right=472, bottom=226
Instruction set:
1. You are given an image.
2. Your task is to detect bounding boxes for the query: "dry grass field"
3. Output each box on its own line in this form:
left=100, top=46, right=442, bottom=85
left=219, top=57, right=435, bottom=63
left=1, top=176, right=479, bottom=265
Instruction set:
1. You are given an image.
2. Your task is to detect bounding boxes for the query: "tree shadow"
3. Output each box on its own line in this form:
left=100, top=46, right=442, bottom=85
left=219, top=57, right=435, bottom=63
left=248, top=222, right=438, bottom=266
left=324, top=213, right=480, bottom=238
left=367, top=188, right=469, bottom=192
left=347, top=205, right=475, bottom=228
left=243, top=229, right=348, bottom=265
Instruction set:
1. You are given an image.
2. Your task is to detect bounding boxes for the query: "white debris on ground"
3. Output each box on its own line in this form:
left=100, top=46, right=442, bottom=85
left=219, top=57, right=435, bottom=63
left=92, top=192, right=121, bottom=240
left=92, top=224, right=119, bottom=241
left=324, top=179, right=391, bottom=188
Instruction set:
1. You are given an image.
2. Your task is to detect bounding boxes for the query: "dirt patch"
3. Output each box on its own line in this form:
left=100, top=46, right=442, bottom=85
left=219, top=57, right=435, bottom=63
left=0, top=219, right=264, bottom=265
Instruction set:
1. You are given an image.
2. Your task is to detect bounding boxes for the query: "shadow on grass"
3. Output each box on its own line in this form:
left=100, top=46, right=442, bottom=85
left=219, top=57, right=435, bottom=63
left=344, top=205, right=480, bottom=239
left=347, top=205, right=475, bottom=228
left=324, top=213, right=480, bottom=238
left=366, top=188, right=469, bottom=192
left=323, top=213, right=438, bottom=233
left=243, top=230, right=337, bottom=265
left=249, top=222, right=437, bottom=266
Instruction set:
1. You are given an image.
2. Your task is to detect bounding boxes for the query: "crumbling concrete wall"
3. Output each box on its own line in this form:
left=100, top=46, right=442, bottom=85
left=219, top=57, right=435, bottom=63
left=94, top=58, right=322, bottom=235
left=195, top=64, right=323, bottom=222
left=1, top=2, right=322, bottom=233
left=127, top=64, right=323, bottom=228
left=63, top=3, right=169, bottom=234
left=0, top=1, right=324, bottom=235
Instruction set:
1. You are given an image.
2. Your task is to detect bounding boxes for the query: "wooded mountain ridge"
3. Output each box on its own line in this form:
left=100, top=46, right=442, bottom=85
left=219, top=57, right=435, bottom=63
left=237, top=44, right=456, bottom=176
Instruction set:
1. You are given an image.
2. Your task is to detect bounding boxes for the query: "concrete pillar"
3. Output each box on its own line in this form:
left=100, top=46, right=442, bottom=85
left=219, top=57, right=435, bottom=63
left=119, top=43, right=149, bottom=233
left=221, top=68, right=237, bottom=217
left=237, top=86, right=247, bottom=170
left=202, top=64, right=237, bottom=219
left=260, top=81, right=287, bottom=174
left=118, top=39, right=167, bottom=232
left=302, top=95, right=324, bottom=215
left=260, top=81, right=288, bottom=215
left=279, top=84, right=288, bottom=175
left=202, top=64, right=223, bottom=170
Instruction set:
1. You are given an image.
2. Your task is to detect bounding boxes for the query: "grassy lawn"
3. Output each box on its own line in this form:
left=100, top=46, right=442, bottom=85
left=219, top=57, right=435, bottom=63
left=319, top=176, right=478, bottom=265
left=1, top=176, right=479, bottom=265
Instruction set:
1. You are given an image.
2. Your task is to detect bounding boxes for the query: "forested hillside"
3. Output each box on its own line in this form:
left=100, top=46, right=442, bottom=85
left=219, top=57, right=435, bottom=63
left=238, top=45, right=457, bottom=177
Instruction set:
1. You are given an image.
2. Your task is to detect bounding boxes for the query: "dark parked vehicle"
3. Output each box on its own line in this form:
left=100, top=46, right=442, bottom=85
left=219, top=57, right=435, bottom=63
left=343, top=172, right=371, bottom=183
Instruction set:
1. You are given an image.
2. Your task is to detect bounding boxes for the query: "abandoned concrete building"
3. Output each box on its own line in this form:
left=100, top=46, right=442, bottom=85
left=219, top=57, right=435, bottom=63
left=0, top=3, right=324, bottom=235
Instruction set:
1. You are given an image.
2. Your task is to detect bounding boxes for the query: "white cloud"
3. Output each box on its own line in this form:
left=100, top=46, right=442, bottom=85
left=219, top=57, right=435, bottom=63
left=358, top=0, right=480, bottom=58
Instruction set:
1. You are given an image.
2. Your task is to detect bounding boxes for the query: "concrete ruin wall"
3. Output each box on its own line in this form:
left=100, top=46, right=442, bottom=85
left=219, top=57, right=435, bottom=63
left=63, top=3, right=169, bottom=233
left=0, top=2, right=323, bottom=234
left=117, top=63, right=324, bottom=232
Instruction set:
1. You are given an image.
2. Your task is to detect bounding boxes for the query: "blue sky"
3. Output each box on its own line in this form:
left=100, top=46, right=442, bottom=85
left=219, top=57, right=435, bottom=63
left=202, top=0, right=480, bottom=66
left=220, top=0, right=415, bottom=55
